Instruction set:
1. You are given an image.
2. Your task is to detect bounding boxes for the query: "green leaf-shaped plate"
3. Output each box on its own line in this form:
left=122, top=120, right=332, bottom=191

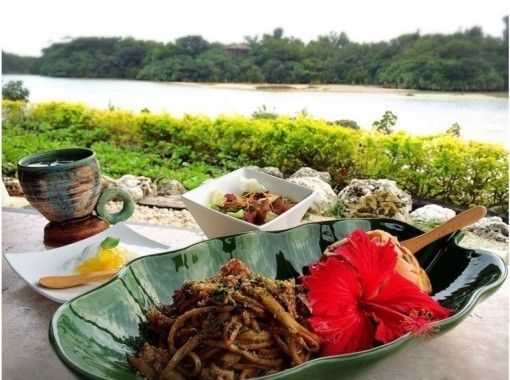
left=50, top=219, right=507, bottom=380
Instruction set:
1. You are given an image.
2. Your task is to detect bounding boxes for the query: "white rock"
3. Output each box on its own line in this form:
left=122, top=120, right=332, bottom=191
left=101, top=175, right=117, bottom=192
left=2, top=182, right=29, bottom=208
left=290, top=167, right=332, bottom=184
left=287, top=177, right=337, bottom=215
left=3, top=177, right=24, bottom=197
left=116, top=175, right=156, bottom=202
left=156, top=179, right=186, bottom=196
left=338, top=179, right=412, bottom=222
left=246, top=166, right=284, bottom=178
left=258, top=167, right=284, bottom=178
left=410, top=204, right=456, bottom=223
left=465, top=216, right=509, bottom=242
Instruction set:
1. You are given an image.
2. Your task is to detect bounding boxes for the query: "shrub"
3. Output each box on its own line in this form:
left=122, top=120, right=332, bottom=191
left=446, top=123, right=461, bottom=137
left=31, top=102, right=94, bottom=130
left=328, top=119, right=360, bottom=130
left=372, top=110, right=397, bottom=134
left=251, top=105, right=278, bottom=119
left=2, top=80, right=30, bottom=102
left=2, top=101, right=508, bottom=214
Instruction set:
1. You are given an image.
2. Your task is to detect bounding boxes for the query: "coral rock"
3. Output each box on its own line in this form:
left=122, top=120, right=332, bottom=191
left=3, top=177, right=24, bottom=197
left=258, top=167, right=284, bottom=178
left=287, top=177, right=337, bottom=215
left=290, top=167, right=332, bottom=184
left=116, top=175, right=156, bottom=201
left=465, top=217, right=509, bottom=242
left=246, top=166, right=284, bottom=178
left=338, top=179, right=412, bottom=222
left=410, top=204, right=456, bottom=223
left=100, top=175, right=117, bottom=192
left=156, top=179, right=186, bottom=196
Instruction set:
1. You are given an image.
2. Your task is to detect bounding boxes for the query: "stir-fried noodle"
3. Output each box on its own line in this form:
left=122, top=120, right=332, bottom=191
left=128, top=259, right=321, bottom=379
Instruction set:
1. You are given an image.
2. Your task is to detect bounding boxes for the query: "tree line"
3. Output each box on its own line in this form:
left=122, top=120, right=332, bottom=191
left=2, top=17, right=508, bottom=91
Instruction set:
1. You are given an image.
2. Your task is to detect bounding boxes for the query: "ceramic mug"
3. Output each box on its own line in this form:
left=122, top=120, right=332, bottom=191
left=17, top=148, right=134, bottom=225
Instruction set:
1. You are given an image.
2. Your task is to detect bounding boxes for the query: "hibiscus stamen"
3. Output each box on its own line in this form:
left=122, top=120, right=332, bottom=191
left=401, top=310, right=438, bottom=338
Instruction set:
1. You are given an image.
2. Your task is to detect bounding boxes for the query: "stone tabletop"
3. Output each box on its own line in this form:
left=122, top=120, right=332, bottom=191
left=2, top=208, right=509, bottom=379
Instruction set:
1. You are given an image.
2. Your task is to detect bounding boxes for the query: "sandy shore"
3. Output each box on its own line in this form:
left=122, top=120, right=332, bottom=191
left=169, top=82, right=508, bottom=99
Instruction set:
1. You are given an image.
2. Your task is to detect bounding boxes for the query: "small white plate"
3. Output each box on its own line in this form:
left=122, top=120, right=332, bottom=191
left=4, top=223, right=170, bottom=303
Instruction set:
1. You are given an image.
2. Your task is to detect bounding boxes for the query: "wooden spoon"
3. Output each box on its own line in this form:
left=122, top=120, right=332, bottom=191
left=39, top=270, right=118, bottom=289
left=401, top=206, right=487, bottom=254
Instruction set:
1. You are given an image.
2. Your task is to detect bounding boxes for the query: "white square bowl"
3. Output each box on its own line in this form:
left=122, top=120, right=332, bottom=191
left=182, top=168, right=316, bottom=238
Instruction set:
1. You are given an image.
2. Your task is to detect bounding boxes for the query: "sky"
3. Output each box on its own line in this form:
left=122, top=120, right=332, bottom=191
left=1, top=0, right=509, bottom=56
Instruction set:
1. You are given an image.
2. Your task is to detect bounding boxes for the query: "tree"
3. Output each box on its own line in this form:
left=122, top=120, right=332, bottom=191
left=329, top=32, right=350, bottom=48
left=446, top=123, right=461, bottom=137
left=2, top=51, right=37, bottom=74
left=251, top=105, right=278, bottom=119
left=273, top=28, right=284, bottom=39
left=175, top=35, right=210, bottom=56
left=333, top=119, right=360, bottom=130
left=372, top=111, right=397, bottom=134
left=36, top=37, right=153, bottom=78
left=2, top=80, right=30, bottom=101
left=199, top=45, right=242, bottom=81
left=464, top=26, right=483, bottom=38
left=242, top=63, right=264, bottom=82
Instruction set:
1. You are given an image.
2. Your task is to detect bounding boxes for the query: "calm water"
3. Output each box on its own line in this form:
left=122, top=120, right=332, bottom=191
left=3, top=74, right=508, bottom=146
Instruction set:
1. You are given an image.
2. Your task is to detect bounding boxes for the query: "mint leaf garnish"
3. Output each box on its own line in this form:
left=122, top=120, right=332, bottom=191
left=100, top=237, right=120, bottom=249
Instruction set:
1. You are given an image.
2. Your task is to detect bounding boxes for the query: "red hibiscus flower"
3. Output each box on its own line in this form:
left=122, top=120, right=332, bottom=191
left=302, top=230, right=452, bottom=356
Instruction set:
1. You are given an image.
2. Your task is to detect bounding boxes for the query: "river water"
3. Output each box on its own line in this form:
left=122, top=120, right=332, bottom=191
left=3, top=74, right=508, bottom=147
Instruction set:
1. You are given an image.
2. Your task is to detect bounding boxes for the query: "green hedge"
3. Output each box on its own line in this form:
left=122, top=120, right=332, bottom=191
left=2, top=101, right=508, bottom=214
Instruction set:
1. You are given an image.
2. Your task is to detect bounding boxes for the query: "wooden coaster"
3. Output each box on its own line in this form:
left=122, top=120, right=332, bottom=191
left=44, top=215, right=110, bottom=247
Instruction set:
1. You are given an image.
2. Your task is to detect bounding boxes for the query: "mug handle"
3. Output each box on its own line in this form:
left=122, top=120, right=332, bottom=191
left=95, top=188, right=135, bottom=224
